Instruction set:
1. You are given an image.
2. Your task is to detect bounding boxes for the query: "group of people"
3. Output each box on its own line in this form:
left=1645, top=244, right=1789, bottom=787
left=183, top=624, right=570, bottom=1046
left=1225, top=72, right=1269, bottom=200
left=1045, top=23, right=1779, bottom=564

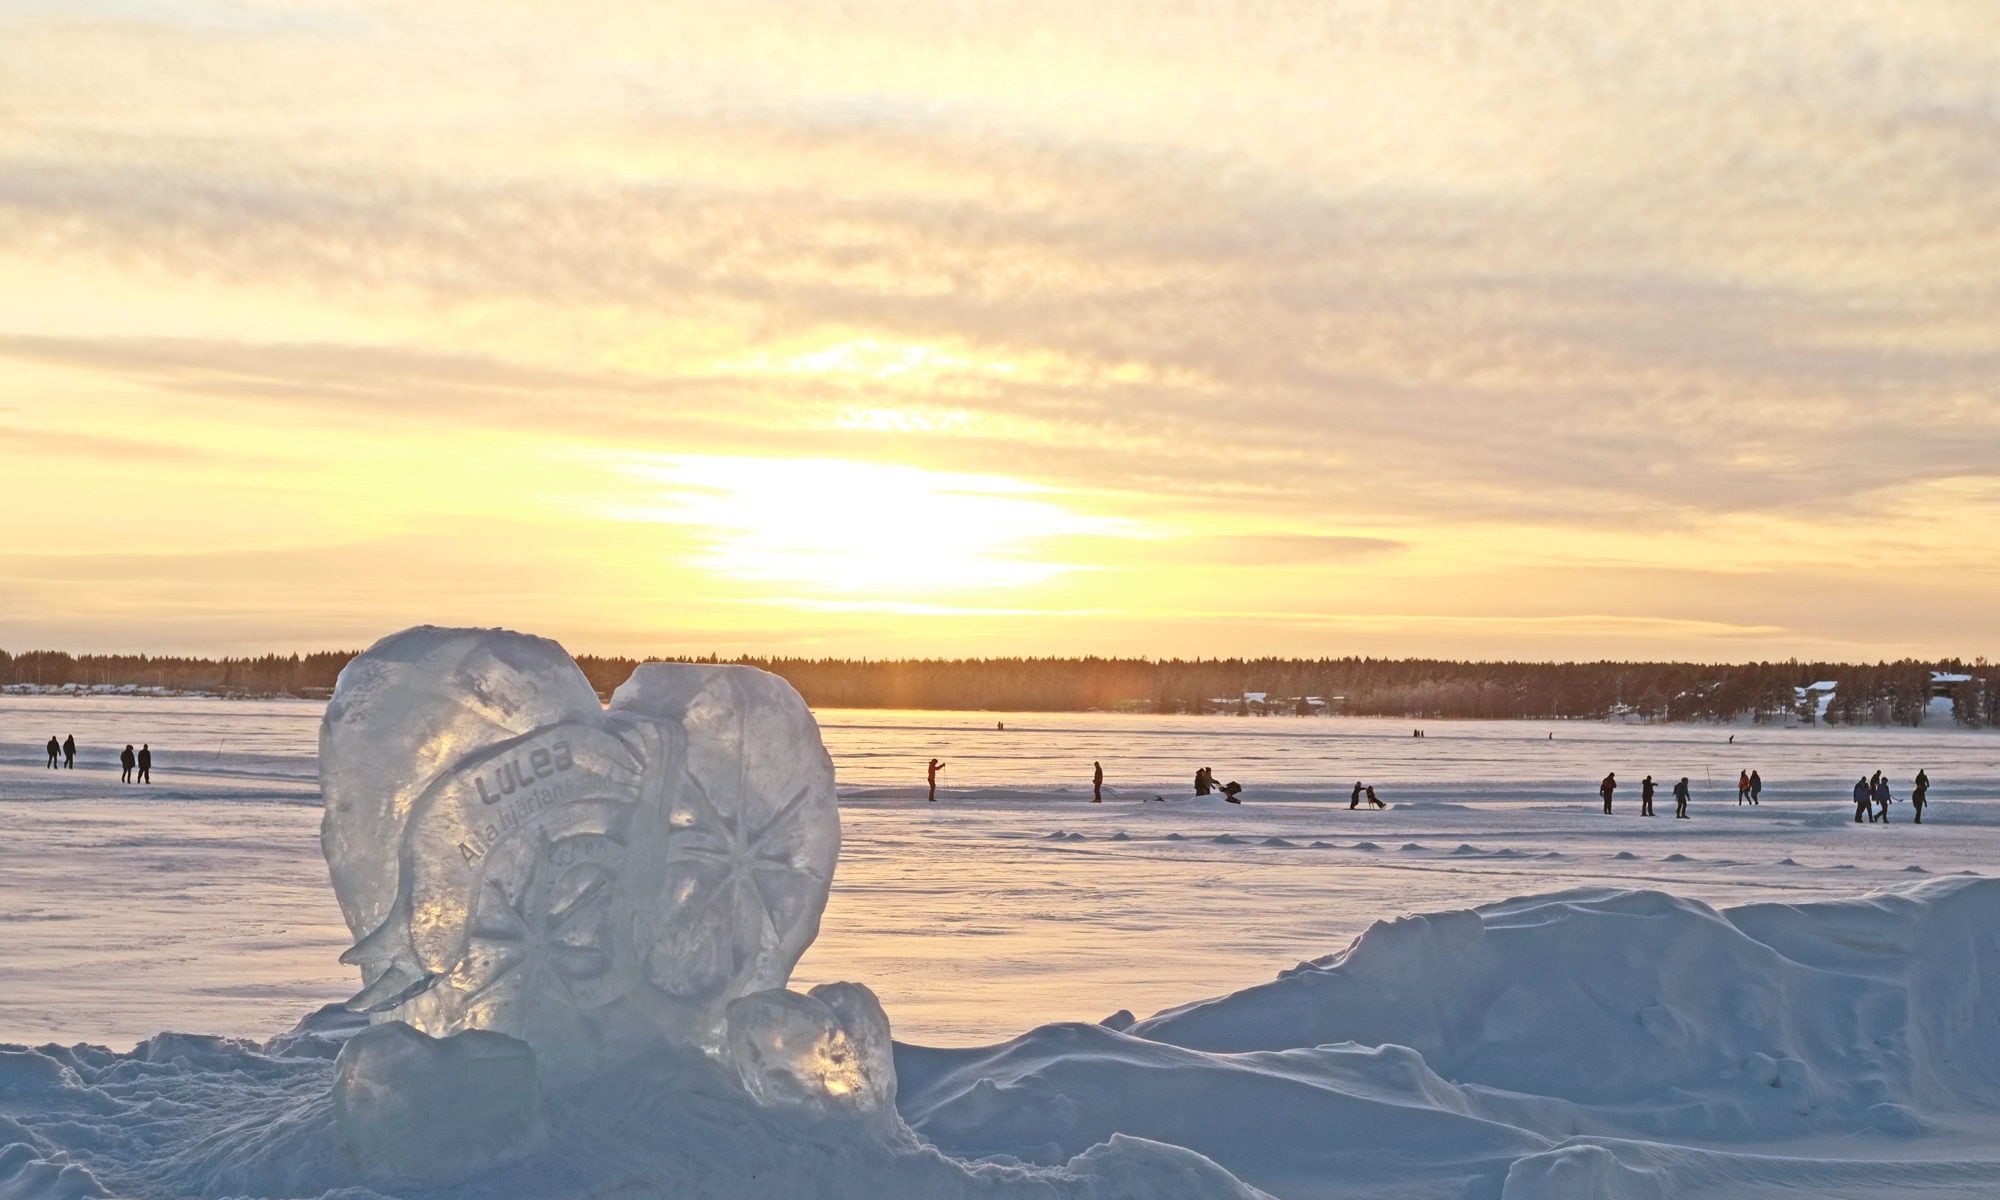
left=1598, top=772, right=1693, bottom=818
left=1735, top=769, right=1764, bottom=805
left=1192, top=767, right=1243, bottom=802
left=1853, top=769, right=1928, bottom=824
left=41, top=735, right=151, bottom=782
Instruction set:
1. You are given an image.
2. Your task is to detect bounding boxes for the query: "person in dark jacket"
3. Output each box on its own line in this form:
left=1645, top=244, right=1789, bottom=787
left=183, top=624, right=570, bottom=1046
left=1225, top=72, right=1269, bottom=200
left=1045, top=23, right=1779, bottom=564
left=62, top=734, right=76, bottom=768
left=1600, top=772, right=1617, bottom=814
left=1640, top=775, right=1656, bottom=817
left=46, top=736, right=60, bottom=768
left=927, top=758, right=944, bottom=803
left=1749, top=769, right=1762, bottom=804
left=1873, top=774, right=1892, bottom=823
left=1911, top=773, right=1928, bottom=824
left=119, top=744, right=136, bottom=783
left=136, top=744, right=152, bottom=784
left=1092, top=761, right=1103, bottom=803
left=1194, top=768, right=1212, bottom=796
left=1365, top=785, right=1385, bottom=809
left=1349, top=781, right=1364, bottom=810
left=1673, top=777, right=1691, bottom=818
left=1853, top=777, right=1872, bottom=823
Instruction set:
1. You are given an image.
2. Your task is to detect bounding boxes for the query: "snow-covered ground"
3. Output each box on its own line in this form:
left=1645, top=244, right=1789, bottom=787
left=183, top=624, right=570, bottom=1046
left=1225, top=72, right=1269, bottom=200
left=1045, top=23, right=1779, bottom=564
left=4, top=696, right=1999, bottom=1198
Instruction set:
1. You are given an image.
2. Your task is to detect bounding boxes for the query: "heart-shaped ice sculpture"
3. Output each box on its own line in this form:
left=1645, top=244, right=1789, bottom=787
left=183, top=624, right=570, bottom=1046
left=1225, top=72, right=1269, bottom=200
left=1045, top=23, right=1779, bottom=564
left=319, top=627, right=839, bottom=1067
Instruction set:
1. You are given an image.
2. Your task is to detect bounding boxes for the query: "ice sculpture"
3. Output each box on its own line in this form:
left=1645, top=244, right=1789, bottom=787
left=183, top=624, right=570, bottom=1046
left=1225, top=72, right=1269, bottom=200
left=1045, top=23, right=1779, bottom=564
left=332, top=1022, right=539, bottom=1180
left=320, top=627, right=841, bottom=1068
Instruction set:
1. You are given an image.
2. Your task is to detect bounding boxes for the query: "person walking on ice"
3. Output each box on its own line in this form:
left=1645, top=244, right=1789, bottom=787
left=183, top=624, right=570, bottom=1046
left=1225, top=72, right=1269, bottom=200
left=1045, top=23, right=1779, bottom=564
left=62, top=734, right=76, bottom=768
left=45, top=736, right=60, bottom=768
left=137, top=744, right=151, bottom=784
left=1349, top=781, right=1364, bottom=810
left=927, top=757, right=945, bottom=803
left=1600, top=772, right=1617, bottom=814
left=1911, top=771, right=1928, bottom=824
left=1092, top=761, right=1103, bottom=803
left=1853, top=776, right=1872, bottom=823
left=1640, top=775, right=1656, bottom=817
left=1673, top=777, right=1691, bottom=819
left=1749, top=769, right=1762, bottom=805
left=119, top=744, right=136, bottom=783
left=1873, top=773, right=1893, bottom=823
left=1738, top=770, right=1751, bottom=805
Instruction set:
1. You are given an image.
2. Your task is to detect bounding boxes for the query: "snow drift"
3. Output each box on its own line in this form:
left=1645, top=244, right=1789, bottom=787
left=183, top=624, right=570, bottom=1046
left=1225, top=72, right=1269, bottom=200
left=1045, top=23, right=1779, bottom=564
left=898, top=876, right=2000, bottom=1199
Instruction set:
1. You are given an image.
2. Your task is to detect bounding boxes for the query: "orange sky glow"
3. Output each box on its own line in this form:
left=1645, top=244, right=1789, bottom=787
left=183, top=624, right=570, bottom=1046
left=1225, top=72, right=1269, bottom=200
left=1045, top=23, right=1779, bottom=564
left=3, top=2, right=1997, bottom=661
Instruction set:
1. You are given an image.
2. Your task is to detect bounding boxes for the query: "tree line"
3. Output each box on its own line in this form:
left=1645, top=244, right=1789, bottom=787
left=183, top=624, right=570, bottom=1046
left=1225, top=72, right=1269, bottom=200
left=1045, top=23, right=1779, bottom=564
left=3, top=647, right=1995, bottom=727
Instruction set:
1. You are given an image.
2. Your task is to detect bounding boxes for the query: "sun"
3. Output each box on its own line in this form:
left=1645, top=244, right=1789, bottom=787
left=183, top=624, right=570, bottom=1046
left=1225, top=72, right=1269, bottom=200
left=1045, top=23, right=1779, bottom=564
left=614, top=455, right=1116, bottom=595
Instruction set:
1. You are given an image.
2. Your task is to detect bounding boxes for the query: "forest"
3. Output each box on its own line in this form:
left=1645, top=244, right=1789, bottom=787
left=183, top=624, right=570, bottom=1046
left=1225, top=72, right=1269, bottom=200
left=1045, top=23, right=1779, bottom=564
left=3, top=648, right=1995, bottom=727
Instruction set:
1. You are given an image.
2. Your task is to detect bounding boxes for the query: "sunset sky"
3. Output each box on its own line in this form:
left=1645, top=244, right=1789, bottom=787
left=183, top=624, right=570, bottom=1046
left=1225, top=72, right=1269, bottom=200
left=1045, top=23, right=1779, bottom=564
left=3, top=1, right=1996, bottom=661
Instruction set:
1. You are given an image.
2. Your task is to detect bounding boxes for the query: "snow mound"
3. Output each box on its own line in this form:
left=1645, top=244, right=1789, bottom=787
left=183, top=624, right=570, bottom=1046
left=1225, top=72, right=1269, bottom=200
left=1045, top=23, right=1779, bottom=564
left=1, top=1008, right=1268, bottom=1200
left=901, top=878, right=2000, bottom=1197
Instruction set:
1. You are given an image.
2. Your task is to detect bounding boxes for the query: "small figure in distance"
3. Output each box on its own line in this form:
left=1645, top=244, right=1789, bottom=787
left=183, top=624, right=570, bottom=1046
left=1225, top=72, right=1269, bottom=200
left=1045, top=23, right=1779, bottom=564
left=1737, top=770, right=1751, bottom=805
left=120, top=743, right=136, bottom=783
left=1349, top=781, right=1364, bottom=810
left=46, top=735, right=60, bottom=769
left=1853, top=776, right=1872, bottom=823
left=927, top=757, right=945, bottom=803
left=1729, top=734, right=1735, bottom=744
left=1916, top=767, right=1930, bottom=793
left=1219, top=780, right=1243, bottom=804
left=1674, top=776, right=1691, bottom=818
left=1873, top=773, right=1892, bottom=823
left=997, top=721, right=1004, bottom=731
left=1640, top=775, right=1656, bottom=817
left=1365, top=784, right=1385, bottom=809
left=62, top=734, right=76, bottom=769
left=137, top=743, right=151, bottom=784
left=1600, top=771, right=1617, bottom=815
left=1749, top=769, right=1762, bottom=805
left=1911, top=771, right=1928, bottom=824
left=1092, top=760, right=1103, bottom=803
left=1194, top=767, right=1213, bottom=796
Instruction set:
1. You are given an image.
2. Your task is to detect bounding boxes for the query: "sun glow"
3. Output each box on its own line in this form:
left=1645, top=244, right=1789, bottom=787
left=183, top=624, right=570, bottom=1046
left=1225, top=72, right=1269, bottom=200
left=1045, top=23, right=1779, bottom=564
left=614, top=456, right=1118, bottom=595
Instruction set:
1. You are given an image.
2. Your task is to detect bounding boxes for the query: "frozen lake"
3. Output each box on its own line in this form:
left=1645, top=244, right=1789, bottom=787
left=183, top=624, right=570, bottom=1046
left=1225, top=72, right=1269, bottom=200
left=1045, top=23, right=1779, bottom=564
left=2, top=695, right=1996, bottom=1049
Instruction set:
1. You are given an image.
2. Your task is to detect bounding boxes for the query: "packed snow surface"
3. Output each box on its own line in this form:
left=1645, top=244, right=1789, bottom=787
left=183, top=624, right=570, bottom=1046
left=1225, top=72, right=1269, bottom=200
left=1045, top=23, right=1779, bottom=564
left=4, top=694, right=1999, bottom=1198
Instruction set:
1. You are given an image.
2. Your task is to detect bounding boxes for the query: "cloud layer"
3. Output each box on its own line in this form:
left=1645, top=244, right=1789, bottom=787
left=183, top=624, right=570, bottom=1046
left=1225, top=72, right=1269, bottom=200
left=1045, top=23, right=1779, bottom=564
left=0, top=0, right=1995, bottom=658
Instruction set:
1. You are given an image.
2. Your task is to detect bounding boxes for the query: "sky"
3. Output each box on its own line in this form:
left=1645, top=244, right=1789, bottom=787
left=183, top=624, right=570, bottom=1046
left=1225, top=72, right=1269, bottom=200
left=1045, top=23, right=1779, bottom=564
left=2, top=0, right=1997, bottom=662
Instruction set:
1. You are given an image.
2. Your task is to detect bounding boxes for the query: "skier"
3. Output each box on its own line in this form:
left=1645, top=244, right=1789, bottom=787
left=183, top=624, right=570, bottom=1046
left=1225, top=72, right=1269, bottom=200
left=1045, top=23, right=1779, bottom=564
left=1749, top=769, right=1762, bottom=805
left=926, top=758, right=944, bottom=803
left=137, top=744, right=151, bottom=784
left=119, top=744, right=136, bottom=783
left=1853, top=776, right=1871, bottom=823
left=1600, top=772, right=1617, bottom=815
left=1092, top=761, right=1103, bottom=803
left=1673, top=777, right=1691, bottom=819
left=1640, top=775, right=1656, bottom=817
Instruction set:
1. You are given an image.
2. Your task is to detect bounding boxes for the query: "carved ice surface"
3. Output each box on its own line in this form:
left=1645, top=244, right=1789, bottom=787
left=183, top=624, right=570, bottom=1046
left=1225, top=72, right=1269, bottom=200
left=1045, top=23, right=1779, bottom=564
left=332, top=1022, right=539, bottom=1181
left=319, top=627, right=840, bottom=1070
left=726, top=982, right=897, bottom=1126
